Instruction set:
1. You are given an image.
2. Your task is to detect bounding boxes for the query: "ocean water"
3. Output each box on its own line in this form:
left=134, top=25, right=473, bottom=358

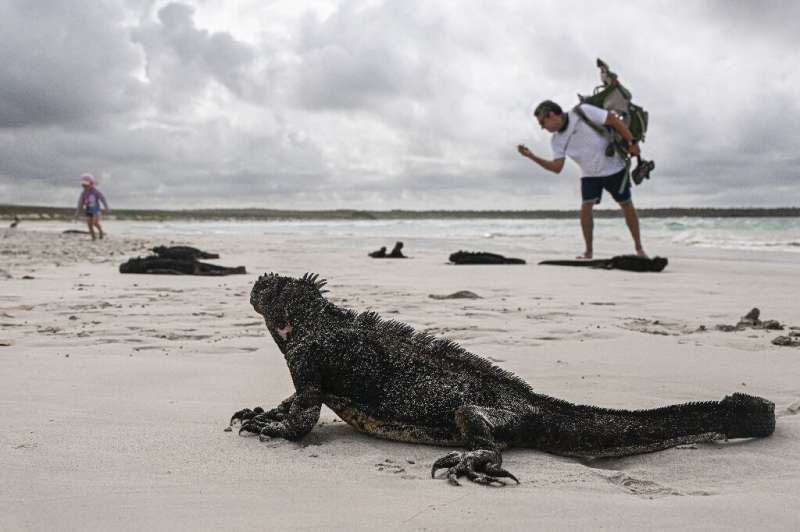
left=79, top=216, right=800, bottom=262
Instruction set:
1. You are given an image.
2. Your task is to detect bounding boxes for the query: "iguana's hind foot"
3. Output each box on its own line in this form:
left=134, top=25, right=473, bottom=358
left=431, top=450, right=519, bottom=486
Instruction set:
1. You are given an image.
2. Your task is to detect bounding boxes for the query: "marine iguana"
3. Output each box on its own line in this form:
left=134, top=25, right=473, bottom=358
left=119, top=256, right=245, bottom=275
left=368, top=246, right=387, bottom=258
left=539, top=255, right=667, bottom=272
left=449, top=251, right=526, bottom=265
left=387, top=241, right=407, bottom=258
left=370, top=242, right=407, bottom=258
left=152, top=245, right=220, bottom=260
left=230, top=273, right=775, bottom=486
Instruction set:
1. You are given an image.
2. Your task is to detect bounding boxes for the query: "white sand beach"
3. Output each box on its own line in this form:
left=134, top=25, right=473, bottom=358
left=1, top=221, right=799, bottom=531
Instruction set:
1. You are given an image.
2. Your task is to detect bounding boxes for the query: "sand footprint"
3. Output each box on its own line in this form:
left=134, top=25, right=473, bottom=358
left=374, top=459, right=406, bottom=474
left=784, top=399, right=800, bottom=415
left=374, top=458, right=420, bottom=479
left=600, top=471, right=683, bottom=498
left=619, top=318, right=683, bottom=336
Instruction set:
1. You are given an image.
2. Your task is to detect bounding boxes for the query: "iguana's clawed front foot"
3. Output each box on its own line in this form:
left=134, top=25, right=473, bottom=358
left=238, top=418, right=283, bottom=441
left=430, top=450, right=519, bottom=486
left=229, top=407, right=264, bottom=427
left=229, top=406, right=286, bottom=434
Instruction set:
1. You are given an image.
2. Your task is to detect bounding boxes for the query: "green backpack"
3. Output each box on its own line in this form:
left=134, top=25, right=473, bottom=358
left=574, top=59, right=655, bottom=185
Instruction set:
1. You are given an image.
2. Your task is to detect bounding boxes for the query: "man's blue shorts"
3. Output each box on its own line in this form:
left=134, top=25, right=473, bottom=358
left=581, top=168, right=631, bottom=205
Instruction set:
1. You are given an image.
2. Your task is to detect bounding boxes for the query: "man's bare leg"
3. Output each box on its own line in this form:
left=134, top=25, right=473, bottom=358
left=620, top=201, right=646, bottom=256
left=579, top=202, right=594, bottom=259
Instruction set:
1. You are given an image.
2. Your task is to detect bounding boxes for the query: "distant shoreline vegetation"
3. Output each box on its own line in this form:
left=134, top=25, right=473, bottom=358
left=2, top=204, right=799, bottom=222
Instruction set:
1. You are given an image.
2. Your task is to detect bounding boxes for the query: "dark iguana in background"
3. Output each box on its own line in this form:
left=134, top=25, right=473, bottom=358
left=230, top=273, right=775, bottom=485
left=539, top=254, right=668, bottom=272
left=152, top=245, right=219, bottom=260
left=449, top=251, right=526, bottom=265
left=119, top=256, right=245, bottom=275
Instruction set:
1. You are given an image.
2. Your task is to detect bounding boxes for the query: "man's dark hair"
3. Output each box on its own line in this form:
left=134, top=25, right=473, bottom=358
left=534, top=100, right=563, bottom=117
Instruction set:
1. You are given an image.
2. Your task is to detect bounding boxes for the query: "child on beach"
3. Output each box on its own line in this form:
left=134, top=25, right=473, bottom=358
left=74, top=174, right=109, bottom=240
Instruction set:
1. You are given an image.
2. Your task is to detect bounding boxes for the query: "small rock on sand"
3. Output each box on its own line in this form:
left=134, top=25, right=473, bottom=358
left=772, top=336, right=800, bottom=347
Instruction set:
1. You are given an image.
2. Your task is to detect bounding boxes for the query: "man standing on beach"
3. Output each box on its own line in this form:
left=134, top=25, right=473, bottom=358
left=518, top=100, right=645, bottom=259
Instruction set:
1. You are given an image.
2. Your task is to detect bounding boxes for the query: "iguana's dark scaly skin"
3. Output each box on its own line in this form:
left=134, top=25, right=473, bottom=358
left=230, top=273, right=776, bottom=486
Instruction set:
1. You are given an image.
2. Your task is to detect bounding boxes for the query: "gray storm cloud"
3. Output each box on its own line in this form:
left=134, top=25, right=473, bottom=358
left=0, top=2, right=143, bottom=128
left=132, top=3, right=266, bottom=107
left=0, top=0, right=798, bottom=209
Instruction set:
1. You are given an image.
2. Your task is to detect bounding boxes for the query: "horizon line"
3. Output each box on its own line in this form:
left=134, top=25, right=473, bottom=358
left=2, top=204, right=799, bottom=221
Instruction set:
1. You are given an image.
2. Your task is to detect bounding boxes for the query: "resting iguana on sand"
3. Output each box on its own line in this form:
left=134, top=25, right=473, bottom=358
left=152, top=245, right=219, bottom=260
left=230, top=273, right=775, bottom=485
left=119, top=256, right=245, bottom=276
left=539, top=255, right=668, bottom=272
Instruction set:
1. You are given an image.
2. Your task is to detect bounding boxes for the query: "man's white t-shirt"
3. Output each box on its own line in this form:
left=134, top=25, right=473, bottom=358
left=551, top=104, right=625, bottom=178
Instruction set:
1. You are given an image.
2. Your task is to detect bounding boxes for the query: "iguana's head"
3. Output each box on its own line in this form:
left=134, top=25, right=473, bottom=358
left=250, top=273, right=328, bottom=346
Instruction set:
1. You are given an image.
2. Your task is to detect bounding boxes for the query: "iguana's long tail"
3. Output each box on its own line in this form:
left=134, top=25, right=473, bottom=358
left=539, top=392, right=775, bottom=459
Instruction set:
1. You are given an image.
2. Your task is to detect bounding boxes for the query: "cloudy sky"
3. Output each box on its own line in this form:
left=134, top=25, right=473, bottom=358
left=1, top=0, right=798, bottom=210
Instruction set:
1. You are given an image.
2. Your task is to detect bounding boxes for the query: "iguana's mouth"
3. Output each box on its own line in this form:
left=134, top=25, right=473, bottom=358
left=264, top=316, right=292, bottom=340
left=276, top=323, right=293, bottom=340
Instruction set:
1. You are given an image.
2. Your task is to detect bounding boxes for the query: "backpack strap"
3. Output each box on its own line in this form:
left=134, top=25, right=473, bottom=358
left=573, top=104, right=627, bottom=159
left=572, top=104, right=609, bottom=138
